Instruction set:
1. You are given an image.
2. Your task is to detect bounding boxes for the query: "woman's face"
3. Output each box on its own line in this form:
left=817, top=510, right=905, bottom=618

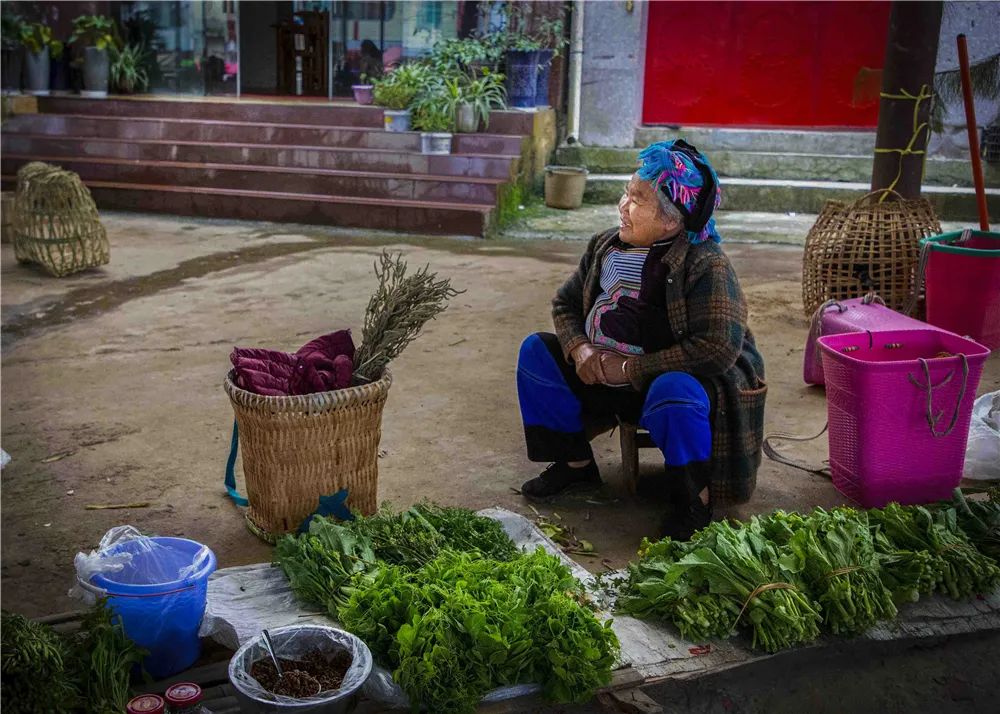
left=618, top=176, right=680, bottom=247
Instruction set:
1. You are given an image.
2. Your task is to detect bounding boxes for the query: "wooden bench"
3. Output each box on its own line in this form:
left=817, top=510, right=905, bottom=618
left=618, top=419, right=657, bottom=494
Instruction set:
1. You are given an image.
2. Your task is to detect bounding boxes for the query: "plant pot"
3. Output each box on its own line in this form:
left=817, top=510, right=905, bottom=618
left=455, top=102, right=478, bottom=133
left=49, top=52, right=70, bottom=93
left=420, top=132, right=453, bottom=155
left=352, top=84, right=374, bottom=104
left=544, top=165, right=589, bottom=210
left=535, top=49, right=554, bottom=107
left=82, top=46, right=109, bottom=96
left=383, top=108, right=411, bottom=132
left=24, top=48, right=50, bottom=95
left=2, top=47, right=24, bottom=92
left=505, top=49, right=539, bottom=108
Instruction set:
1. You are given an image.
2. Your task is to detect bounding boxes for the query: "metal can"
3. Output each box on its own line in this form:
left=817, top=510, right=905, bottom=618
left=164, top=682, right=204, bottom=713
left=126, top=693, right=165, bottom=714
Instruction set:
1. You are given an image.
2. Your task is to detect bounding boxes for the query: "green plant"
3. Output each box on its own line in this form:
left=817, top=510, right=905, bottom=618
left=372, top=61, right=431, bottom=110
left=20, top=22, right=60, bottom=55
left=69, top=14, right=117, bottom=51
left=2, top=11, right=26, bottom=50
left=412, top=91, right=456, bottom=133
left=462, top=69, right=507, bottom=128
left=109, top=42, right=150, bottom=93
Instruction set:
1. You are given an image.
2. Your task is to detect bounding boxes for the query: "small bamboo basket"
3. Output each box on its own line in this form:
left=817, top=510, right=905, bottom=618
left=225, top=369, right=392, bottom=542
left=12, top=162, right=110, bottom=277
left=802, top=189, right=941, bottom=317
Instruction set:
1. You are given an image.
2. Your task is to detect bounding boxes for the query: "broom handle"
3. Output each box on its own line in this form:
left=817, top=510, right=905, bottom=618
left=957, top=34, right=990, bottom=231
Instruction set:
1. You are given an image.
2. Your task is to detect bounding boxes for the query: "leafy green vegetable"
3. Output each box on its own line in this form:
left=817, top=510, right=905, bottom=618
left=779, top=508, right=897, bottom=635
left=338, top=548, right=618, bottom=713
left=621, top=520, right=823, bottom=652
left=275, top=517, right=377, bottom=612
left=869, top=503, right=1000, bottom=600
left=1, top=601, right=146, bottom=714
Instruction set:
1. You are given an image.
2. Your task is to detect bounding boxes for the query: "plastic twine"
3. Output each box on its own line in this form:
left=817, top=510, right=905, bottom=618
left=873, top=84, right=935, bottom=201
left=734, top=582, right=797, bottom=626
left=821, top=565, right=863, bottom=580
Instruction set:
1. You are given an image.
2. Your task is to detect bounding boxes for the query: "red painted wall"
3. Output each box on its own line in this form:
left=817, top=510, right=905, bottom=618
left=642, top=1, right=891, bottom=128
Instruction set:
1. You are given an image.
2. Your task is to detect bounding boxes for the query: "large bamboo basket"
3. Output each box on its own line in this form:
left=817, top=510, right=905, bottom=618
left=13, top=162, right=110, bottom=277
left=224, top=369, right=392, bottom=541
left=802, top=190, right=940, bottom=317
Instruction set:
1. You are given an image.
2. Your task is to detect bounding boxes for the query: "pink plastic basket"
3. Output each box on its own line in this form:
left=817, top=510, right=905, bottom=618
left=818, top=329, right=990, bottom=508
left=803, top=294, right=940, bottom=386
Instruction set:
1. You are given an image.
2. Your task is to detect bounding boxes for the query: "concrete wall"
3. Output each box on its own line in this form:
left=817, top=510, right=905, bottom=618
left=929, top=1, right=1000, bottom=159
left=578, top=0, right=647, bottom=147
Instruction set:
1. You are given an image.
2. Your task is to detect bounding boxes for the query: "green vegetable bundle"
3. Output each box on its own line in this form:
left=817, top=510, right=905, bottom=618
left=621, top=520, right=823, bottom=652
left=780, top=509, right=897, bottom=635
left=1, top=601, right=146, bottom=714
left=869, top=503, right=1000, bottom=600
left=338, top=548, right=619, bottom=713
left=936, top=487, right=1000, bottom=562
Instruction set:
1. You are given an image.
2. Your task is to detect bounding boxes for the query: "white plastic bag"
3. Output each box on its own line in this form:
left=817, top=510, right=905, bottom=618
left=69, top=525, right=212, bottom=603
left=965, top=391, right=1000, bottom=480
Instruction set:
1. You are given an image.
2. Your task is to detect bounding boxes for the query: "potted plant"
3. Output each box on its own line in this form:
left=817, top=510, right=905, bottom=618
left=108, top=42, right=150, bottom=94
left=413, top=90, right=455, bottom=155
left=352, top=73, right=374, bottom=104
left=373, top=63, right=427, bottom=132
left=503, top=35, right=541, bottom=108
left=454, top=69, right=507, bottom=133
left=20, top=22, right=61, bottom=95
left=1, top=11, right=26, bottom=92
left=69, top=14, right=117, bottom=97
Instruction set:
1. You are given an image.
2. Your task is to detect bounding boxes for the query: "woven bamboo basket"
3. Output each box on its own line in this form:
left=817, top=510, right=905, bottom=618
left=13, top=162, right=110, bottom=277
left=802, top=190, right=941, bottom=317
left=225, top=370, right=392, bottom=541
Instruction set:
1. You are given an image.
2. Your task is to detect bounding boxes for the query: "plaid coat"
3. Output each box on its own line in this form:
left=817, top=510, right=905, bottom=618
left=552, top=228, right=767, bottom=505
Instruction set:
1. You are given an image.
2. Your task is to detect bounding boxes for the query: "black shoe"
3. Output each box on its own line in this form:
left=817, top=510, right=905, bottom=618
left=660, top=499, right=713, bottom=541
left=520, top=461, right=602, bottom=502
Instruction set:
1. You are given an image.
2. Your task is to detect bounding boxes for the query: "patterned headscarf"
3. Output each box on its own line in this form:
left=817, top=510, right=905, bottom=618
left=636, top=140, right=722, bottom=244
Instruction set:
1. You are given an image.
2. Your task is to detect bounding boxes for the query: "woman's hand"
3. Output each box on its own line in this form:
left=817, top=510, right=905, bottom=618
left=598, top=352, right=632, bottom=386
left=570, top=343, right=606, bottom=385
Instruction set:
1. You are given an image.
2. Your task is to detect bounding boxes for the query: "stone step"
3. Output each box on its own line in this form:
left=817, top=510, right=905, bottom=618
left=0, top=176, right=494, bottom=237
left=584, top=173, right=1000, bottom=222
left=1, top=155, right=505, bottom=205
left=34, top=95, right=537, bottom=136
left=2, top=134, right=520, bottom=180
left=555, top=145, right=994, bottom=187
left=635, top=126, right=877, bottom=155
left=3, top=114, right=527, bottom=156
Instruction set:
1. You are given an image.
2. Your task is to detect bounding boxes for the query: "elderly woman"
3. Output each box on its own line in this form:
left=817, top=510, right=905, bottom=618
left=516, top=140, right=767, bottom=539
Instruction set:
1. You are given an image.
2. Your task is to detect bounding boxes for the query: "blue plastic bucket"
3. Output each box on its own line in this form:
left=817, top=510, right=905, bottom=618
left=505, top=50, right=540, bottom=108
left=80, top=537, right=216, bottom=678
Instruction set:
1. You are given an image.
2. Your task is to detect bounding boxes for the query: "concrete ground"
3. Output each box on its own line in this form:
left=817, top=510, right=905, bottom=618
left=2, top=209, right=998, bottom=708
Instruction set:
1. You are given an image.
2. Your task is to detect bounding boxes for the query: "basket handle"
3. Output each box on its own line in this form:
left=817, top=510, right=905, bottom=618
left=762, top=424, right=831, bottom=478
left=853, top=188, right=906, bottom=206
left=907, top=355, right=970, bottom=438
left=224, top=420, right=249, bottom=507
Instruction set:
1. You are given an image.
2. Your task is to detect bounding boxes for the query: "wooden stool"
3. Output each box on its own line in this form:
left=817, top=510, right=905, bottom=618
left=619, top=419, right=657, bottom=494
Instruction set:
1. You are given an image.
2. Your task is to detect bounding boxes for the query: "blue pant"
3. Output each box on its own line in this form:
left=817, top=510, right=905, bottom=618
left=517, top=333, right=712, bottom=467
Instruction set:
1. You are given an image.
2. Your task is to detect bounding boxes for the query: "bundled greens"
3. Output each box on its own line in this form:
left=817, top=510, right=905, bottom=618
left=1, top=601, right=146, bottom=714
left=621, top=520, right=823, bottom=652
left=779, top=508, right=897, bottom=635
left=621, top=499, right=1000, bottom=653
left=339, top=548, right=618, bottom=713
left=869, top=502, right=1000, bottom=600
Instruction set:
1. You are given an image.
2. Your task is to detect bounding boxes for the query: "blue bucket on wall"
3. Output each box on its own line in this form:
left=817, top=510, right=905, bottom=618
left=79, top=537, right=217, bottom=679
left=535, top=49, right=554, bottom=107
left=505, top=49, right=540, bottom=108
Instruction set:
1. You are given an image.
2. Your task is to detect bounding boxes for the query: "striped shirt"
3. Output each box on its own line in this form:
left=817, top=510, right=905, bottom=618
left=584, top=243, right=650, bottom=356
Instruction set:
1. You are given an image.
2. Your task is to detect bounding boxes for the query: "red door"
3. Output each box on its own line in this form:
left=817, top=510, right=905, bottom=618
left=642, top=1, right=891, bottom=128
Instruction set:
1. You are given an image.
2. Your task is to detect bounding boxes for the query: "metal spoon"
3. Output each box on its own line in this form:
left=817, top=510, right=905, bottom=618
left=261, top=629, right=284, bottom=680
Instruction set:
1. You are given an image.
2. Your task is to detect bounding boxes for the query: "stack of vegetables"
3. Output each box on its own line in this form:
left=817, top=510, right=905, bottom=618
left=1, top=601, right=146, bottom=714
left=619, top=490, right=1000, bottom=654
left=275, top=503, right=619, bottom=713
